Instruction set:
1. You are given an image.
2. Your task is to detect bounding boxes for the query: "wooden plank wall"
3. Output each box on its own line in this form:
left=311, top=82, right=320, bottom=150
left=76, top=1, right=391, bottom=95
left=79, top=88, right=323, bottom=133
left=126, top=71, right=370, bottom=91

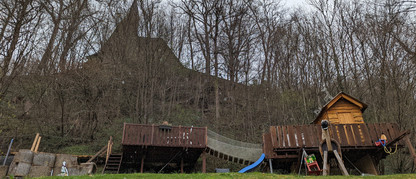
left=122, top=123, right=206, bottom=148
left=316, top=99, right=365, bottom=124
left=262, top=132, right=274, bottom=158
left=268, top=123, right=401, bottom=149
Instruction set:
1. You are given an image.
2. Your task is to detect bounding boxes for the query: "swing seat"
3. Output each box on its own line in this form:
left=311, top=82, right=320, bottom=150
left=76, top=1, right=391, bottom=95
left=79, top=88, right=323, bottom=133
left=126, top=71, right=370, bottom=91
left=304, top=157, right=322, bottom=175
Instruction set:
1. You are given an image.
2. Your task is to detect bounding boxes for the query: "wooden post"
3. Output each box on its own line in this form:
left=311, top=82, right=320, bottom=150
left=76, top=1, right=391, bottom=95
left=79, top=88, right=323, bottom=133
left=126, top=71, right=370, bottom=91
left=87, top=145, right=107, bottom=163
left=205, top=127, right=208, bottom=146
left=122, top=123, right=126, bottom=144
left=106, top=136, right=113, bottom=163
left=202, top=151, right=206, bottom=173
left=180, top=157, right=184, bottom=173
left=140, top=155, right=145, bottom=173
left=333, top=150, right=349, bottom=176
left=178, top=125, right=181, bottom=146
left=31, top=133, right=39, bottom=151
left=151, top=124, right=154, bottom=145
left=323, top=129, right=333, bottom=151
left=323, top=151, right=328, bottom=176
left=404, top=136, right=416, bottom=166
left=34, top=136, right=41, bottom=152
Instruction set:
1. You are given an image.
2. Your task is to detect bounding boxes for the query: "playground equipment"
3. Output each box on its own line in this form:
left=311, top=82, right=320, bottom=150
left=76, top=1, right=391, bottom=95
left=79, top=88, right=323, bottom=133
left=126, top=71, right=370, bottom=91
left=262, top=92, right=415, bottom=175
left=238, top=153, right=265, bottom=173
left=121, top=124, right=207, bottom=173
left=120, top=124, right=263, bottom=173
left=320, top=120, right=348, bottom=176
left=84, top=0, right=415, bottom=174
left=206, top=130, right=262, bottom=165
left=299, top=149, right=321, bottom=175
left=114, top=93, right=415, bottom=175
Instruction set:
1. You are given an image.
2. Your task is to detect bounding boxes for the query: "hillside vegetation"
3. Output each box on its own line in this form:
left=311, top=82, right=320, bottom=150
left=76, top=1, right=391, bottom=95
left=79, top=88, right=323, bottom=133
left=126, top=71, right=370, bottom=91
left=0, top=0, right=415, bottom=174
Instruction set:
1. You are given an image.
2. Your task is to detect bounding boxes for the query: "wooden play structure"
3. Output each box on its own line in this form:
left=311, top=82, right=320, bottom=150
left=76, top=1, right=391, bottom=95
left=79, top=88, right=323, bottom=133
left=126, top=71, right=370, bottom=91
left=119, top=124, right=207, bottom=173
left=105, top=92, right=415, bottom=175
left=262, top=92, right=416, bottom=175
left=111, top=123, right=264, bottom=174
left=78, top=0, right=415, bottom=175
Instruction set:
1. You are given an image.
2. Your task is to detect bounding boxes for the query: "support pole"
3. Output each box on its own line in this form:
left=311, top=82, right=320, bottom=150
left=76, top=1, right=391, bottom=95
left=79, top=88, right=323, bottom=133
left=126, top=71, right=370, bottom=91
left=3, top=139, right=13, bottom=166
left=106, top=136, right=113, bottom=163
left=269, top=159, right=273, bottom=174
left=333, top=150, right=349, bottom=176
left=404, top=136, right=416, bottom=166
left=298, top=150, right=304, bottom=175
left=323, top=130, right=333, bottom=152
left=323, top=151, right=328, bottom=176
left=202, top=151, right=206, bottom=173
left=140, top=155, right=145, bottom=173
left=181, top=157, right=184, bottom=173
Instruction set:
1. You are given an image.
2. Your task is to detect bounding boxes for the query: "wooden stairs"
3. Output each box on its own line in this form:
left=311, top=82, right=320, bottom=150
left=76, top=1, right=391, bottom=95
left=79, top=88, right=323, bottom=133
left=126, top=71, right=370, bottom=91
left=103, top=153, right=123, bottom=174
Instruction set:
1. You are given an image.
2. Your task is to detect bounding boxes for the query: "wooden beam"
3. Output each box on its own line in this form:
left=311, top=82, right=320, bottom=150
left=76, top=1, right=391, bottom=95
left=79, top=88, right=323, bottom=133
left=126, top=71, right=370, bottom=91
left=323, top=129, right=333, bottom=151
left=31, top=133, right=39, bottom=151
left=34, top=136, right=41, bottom=152
left=140, top=155, right=145, bottom=173
left=180, top=157, right=184, bottom=173
left=122, top=123, right=126, bottom=144
left=323, top=151, right=328, bottom=176
left=202, top=151, right=206, bottom=173
left=386, top=130, right=409, bottom=146
left=86, top=145, right=107, bottom=163
left=106, top=136, right=113, bottom=163
left=404, top=136, right=416, bottom=167
left=333, top=150, right=349, bottom=176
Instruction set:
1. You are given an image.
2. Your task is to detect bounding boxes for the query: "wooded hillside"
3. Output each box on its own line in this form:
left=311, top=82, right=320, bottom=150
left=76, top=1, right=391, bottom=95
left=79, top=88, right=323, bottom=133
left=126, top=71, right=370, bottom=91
left=0, top=0, right=415, bottom=173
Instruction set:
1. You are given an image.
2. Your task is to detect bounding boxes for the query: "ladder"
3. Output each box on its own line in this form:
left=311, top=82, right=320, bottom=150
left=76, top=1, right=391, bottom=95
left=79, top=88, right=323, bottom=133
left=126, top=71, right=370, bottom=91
left=102, top=153, right=123, bottom=174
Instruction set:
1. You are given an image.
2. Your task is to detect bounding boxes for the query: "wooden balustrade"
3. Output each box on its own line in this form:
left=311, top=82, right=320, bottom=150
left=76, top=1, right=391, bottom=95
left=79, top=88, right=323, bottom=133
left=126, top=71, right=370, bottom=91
left=122, top=123, right=207, bottom=148
left=268, top=123, right=402, bottom=149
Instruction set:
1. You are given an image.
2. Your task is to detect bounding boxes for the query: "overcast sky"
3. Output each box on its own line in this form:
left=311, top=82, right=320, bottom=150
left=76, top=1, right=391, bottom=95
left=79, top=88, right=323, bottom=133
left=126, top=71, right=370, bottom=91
left=283, top=0, right=312, bottom=9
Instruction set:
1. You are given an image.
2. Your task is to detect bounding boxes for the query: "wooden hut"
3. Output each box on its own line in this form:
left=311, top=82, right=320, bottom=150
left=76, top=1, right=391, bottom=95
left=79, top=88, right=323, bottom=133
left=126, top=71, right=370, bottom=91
left=313, top=92, right=367, bottom=124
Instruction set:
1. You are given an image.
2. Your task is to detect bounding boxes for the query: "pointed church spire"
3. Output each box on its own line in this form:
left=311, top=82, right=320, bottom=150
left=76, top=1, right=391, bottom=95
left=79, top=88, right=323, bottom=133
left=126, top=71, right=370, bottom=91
left=100, top=0, right=139, bottom=53
left=122, top=0, right=139, bottom=33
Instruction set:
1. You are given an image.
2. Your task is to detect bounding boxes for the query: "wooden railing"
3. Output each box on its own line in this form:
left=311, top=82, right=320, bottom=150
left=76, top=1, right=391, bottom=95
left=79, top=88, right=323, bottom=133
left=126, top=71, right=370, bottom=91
left=106, top=136, right=113, bottom=163
left=268, top=123, right=402, bottom=149
left=122, top=123, right=207, bottom=148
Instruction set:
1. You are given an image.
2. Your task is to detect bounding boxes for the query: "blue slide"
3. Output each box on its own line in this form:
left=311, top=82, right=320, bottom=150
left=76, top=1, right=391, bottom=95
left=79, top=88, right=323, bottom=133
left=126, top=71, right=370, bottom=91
left=238, top=153, right=265, bottom=173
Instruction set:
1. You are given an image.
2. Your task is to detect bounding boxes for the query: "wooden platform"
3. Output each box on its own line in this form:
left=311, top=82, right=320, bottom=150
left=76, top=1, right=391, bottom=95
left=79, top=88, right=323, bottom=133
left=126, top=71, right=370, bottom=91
left=263, top=122, right=408, bottom=174
left=265, top=123, right=403, bottom=153
left=121, top=123, right=207, bottom=173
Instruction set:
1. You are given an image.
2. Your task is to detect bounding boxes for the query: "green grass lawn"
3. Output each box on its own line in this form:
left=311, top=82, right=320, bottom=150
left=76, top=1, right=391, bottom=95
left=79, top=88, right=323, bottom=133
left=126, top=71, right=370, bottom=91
left=33, top=173, right=416, bottom=179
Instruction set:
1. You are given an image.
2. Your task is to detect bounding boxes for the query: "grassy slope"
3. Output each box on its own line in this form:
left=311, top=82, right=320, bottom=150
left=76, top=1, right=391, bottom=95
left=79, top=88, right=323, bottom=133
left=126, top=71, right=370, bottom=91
left=34, top=173, right=416, bottom=179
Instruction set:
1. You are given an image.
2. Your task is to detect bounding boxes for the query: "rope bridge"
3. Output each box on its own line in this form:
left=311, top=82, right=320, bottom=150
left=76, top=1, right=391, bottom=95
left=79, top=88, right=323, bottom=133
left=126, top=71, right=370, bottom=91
left=206, top=130, right=263, bottom=165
